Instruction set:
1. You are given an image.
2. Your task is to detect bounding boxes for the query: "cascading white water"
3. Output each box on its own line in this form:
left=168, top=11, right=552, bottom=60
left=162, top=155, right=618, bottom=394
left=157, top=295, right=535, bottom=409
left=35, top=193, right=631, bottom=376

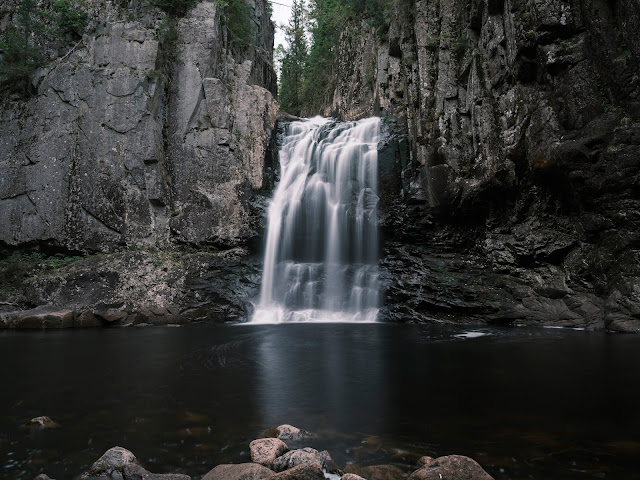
left=252, top=116, right=381, bottom=323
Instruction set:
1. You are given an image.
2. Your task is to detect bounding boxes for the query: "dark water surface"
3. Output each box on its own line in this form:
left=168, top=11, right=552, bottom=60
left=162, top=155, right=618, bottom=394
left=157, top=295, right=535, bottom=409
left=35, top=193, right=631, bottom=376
left=1, top=323, right=639, bottom=479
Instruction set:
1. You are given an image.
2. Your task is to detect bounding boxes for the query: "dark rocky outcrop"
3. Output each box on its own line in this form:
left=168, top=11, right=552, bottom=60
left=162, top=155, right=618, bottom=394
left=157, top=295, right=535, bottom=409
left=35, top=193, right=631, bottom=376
left=327, top=0, right=640, bottom=332
left=0, top=248, right=262, bottom=326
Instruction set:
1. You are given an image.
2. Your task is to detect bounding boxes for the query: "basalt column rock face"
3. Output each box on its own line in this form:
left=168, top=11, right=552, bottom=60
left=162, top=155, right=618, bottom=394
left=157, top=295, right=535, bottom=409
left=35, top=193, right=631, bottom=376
left=330, top=0, right=640, bottom=331
left=0, top=0, right=278, bottom=252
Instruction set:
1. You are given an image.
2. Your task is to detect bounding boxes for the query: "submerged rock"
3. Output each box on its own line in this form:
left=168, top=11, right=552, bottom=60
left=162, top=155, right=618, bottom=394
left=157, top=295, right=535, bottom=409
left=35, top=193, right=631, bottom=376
left=250, top=438, right=289, bottom=468
left=408, top=455, right=493, bottom=480
left=25, top=416, right=60, bottom=429
left=268, top=424, right=313, bottom=442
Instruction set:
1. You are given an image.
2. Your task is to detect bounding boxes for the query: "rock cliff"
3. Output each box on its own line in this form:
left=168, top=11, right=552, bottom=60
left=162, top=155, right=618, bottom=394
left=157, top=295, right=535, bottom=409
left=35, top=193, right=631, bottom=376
left=0, top=0, right=278, bottom=325
left=329, top=0, right=640, bottom=332
left=0, top=0, right=277, bottom=251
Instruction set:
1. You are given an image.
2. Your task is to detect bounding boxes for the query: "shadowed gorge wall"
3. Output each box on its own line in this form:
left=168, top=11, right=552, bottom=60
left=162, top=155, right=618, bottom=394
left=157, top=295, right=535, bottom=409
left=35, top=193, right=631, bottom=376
left=325, top=0, right=640, bottom=332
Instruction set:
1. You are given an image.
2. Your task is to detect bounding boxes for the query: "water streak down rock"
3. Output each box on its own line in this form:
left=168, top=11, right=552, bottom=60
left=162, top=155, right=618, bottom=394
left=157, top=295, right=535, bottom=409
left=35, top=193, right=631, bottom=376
left=253, top=117, right=381, bottom=323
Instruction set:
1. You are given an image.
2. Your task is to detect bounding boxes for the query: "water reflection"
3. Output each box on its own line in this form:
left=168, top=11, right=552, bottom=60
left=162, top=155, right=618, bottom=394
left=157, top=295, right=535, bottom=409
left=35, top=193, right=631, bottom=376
left=254, top=325, right=387, bottom=433
left=1, top=324, right=640, bottom=479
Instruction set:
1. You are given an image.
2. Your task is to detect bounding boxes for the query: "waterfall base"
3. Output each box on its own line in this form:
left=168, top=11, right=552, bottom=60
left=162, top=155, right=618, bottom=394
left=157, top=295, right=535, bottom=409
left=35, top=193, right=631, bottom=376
left=251, top=306, right=379, bottom=324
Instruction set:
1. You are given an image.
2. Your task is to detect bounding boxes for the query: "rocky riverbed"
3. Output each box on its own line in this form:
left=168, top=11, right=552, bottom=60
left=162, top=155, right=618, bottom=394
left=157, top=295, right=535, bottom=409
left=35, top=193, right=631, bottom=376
left=29, top=424, right=494, bottom=480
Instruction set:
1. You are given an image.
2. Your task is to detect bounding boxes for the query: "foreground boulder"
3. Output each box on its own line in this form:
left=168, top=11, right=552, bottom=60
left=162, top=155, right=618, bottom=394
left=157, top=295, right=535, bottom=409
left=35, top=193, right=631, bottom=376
left=408, top=455, right=493, bottom=480
left=272, top=448, right=338, bottom=473
left=249, top=438, right=289, bottom=467
left=80, top=447, right=137, bottom=479
left=272, top=463, right=325, bottom=480
left=341, top=475, right=367, bottom=480
left=343, top=464, right=406, bottom=480
left=121, top=463, right=191, bottom=480
left=202, top=463, right=275, bottom=480
left=80, top=447, right=190, bottom=480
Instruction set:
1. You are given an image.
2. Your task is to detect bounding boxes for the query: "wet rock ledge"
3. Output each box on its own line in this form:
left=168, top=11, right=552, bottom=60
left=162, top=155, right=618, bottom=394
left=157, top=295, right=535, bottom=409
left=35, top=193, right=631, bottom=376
left=32, top=424, right=494, bottom=480
left=0, top=248, right=262, bottom=327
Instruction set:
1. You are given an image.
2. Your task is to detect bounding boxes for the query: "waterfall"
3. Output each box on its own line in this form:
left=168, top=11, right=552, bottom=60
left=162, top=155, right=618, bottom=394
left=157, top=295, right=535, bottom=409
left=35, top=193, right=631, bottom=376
left=252, top=116, right=381, bottom=323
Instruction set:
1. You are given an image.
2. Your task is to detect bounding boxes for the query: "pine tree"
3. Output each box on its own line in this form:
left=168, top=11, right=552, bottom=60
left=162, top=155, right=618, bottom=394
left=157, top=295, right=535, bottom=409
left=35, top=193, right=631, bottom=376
left=278, top=0, right=308, bottom=116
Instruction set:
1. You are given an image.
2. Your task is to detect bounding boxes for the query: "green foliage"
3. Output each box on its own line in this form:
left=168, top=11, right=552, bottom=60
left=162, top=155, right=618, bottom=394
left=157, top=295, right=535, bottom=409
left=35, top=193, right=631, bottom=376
left=157, top=16, right=180, bottom=66
left=0, top=27, right=46, bottom=94
left=154, top=0, right=199, bottom=17
left=0, top=251, right=87, bottom=297
left=153, top=0, right=255, bottom=49
left=425, top=35, right=440, bottom=51
left=219, top=0, right=255, bottom=49
left=0, top=0, right=88, bottom=95
left=286, top=0, right=394, bottom=114
left=278, top=0, right=308, bottom=115
left=52, top=0, right=88, bottom=36
left=454, top=36, right=468, bottom=55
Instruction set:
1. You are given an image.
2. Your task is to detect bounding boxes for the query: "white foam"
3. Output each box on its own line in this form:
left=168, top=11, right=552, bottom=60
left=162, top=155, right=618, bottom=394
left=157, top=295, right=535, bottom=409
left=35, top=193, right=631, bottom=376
left=454, top=330, right=489, bottom=339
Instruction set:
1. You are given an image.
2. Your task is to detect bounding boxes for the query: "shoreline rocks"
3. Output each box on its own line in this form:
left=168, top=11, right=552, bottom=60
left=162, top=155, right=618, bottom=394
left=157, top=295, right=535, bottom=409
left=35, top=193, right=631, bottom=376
left=250, top=438, right=290, bottom=468
left=33, top=426, right=494, bottom=480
